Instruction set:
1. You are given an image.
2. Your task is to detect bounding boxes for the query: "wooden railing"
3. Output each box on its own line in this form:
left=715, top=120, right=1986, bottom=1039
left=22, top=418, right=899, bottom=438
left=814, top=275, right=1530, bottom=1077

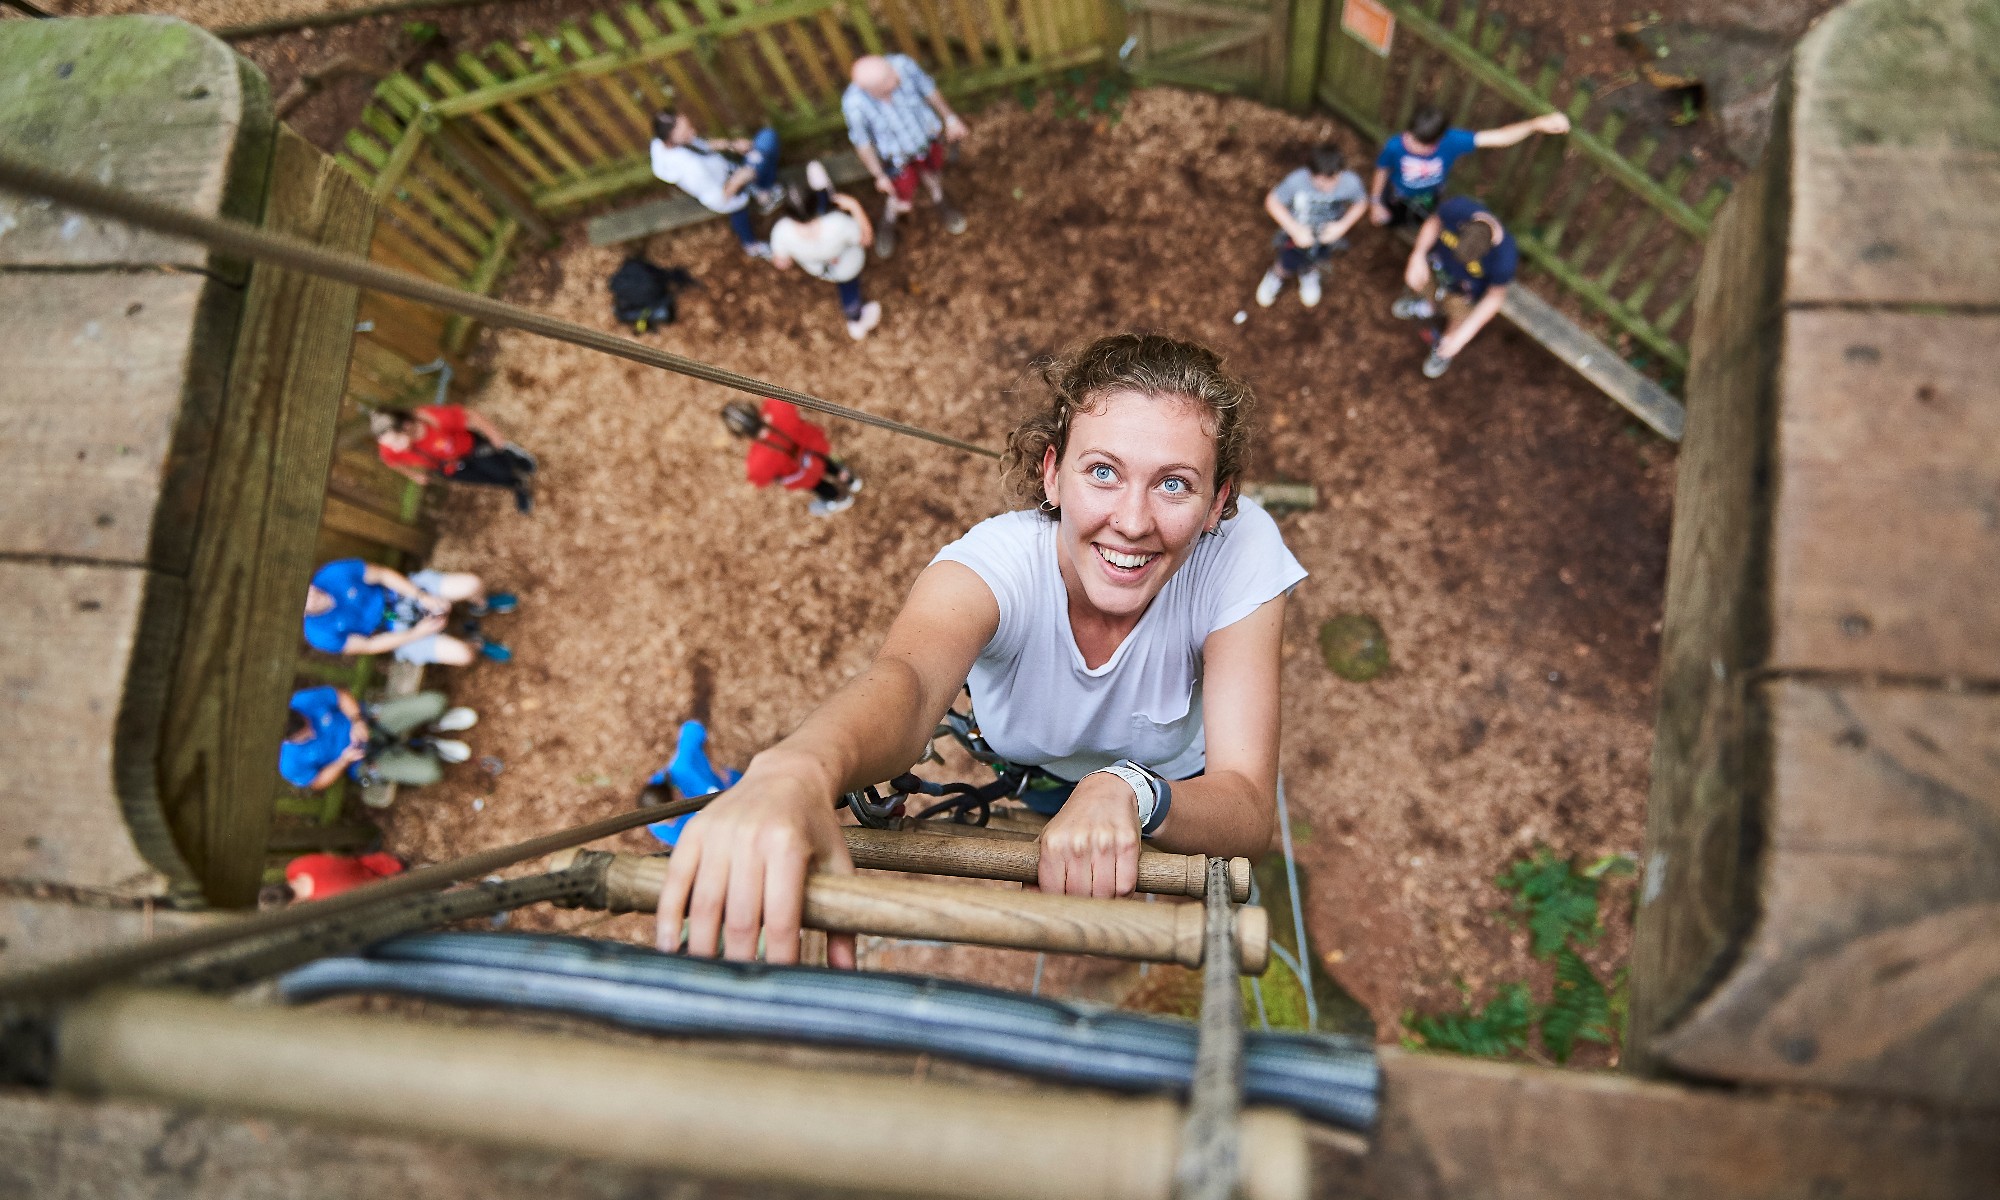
left=1316, top=0, right=1730, bottom=382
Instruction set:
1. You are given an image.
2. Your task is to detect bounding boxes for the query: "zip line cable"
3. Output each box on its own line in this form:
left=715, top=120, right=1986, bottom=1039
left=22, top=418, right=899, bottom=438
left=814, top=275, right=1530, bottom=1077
left=0, top=153, right=1000, bottom=460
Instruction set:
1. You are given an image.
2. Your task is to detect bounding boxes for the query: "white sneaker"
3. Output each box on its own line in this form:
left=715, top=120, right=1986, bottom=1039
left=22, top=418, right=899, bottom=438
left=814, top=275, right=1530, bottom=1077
left=1391, top=296, right=1435, bottom=320
left=1255, top=269, right=1282, bottom=308
left=744, top=241, right=773, bottom=260
left=846, top=300, right=882, bottom=341
left=432, top=706, right=478, bottom=732
left=1299, top=270, right=1322, bottom=308
left=809, top=493, right=856, bottom=517
left=846, top=475, right=863, bottom=494
left=1422, top=350, right=1453, bottom=379
left=429, top=737, right=472, bottom=764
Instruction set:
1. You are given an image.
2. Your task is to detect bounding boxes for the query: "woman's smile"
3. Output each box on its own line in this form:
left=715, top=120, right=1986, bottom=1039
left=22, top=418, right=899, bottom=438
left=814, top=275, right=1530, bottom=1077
left=1044, top=388, right=1229, bottom=629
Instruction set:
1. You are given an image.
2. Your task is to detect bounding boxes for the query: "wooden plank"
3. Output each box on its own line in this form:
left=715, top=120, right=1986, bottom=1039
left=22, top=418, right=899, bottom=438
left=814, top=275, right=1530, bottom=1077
left=1500, top=284, right=1683, bottom=441
left=843, top=0, right=887, bottom=57
left=592, top=11, right=674, bottom=111
left=913, top=0, right=958, bottom=68
left=320, top=493, right=437, bottom=559
left=588, top=149, right=868, bottom=244
left=720, top=0, right=817, bottom=121
left=0, top=898, right=226, bottom=976
left=423, top=61, right=561, bottom=189
left=808, top=8, right=858, bottom=92
left=157, top=128, right=375, bottom=910
left=1627, top=112, right=1789, bottom=1072
left=1656, top=680, right=2000, bottom=1108
left=458, top=50, right=589, bottom=182
left=1783, top=0, right=2000, bottom=307
left=421, top=0, right=839, bottom=116
left=1323, top=1048, right=2000, bottom=1199
left=880, top=0, right=925, bottom=59
left=0, top=563, right=191, bottom=898
left=686, top=0, right=790, bottom=123
left=509, top=41, right=617, bottom=167
left=980, top=0, right=1020, bottom=68
left=559, top=21, right=658, bottom=151
left=0, top=14, right=273, bottom=280
left=944, top=0, right=991, bottom=69
left=1766, top=310, right=2000, bottom=679
left=0, top=273, right=242, bottom=571
left=619, top=4, right=729, bottom=133
left=379, top=193, right=481, bottom=276
left=1283, top=0, right=1329, bottom=109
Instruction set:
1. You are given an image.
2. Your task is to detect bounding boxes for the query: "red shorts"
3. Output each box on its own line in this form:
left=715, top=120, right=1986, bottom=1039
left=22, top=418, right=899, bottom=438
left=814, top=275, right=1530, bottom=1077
left=889, top=141, right=947, bottom=203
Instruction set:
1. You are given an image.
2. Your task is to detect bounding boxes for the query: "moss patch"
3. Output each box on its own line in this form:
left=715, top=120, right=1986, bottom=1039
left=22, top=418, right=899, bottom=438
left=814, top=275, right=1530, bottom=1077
left=1319, top=613, right=1390, bottom=682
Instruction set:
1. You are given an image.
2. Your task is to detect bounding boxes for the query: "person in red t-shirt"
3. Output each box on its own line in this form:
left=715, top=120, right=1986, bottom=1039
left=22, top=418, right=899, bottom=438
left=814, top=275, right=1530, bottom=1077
left=722, top=399, right=863, bottom=516
left=372, top=404, right=539, bottom=514
left=279, top=852, right=406, bottom=902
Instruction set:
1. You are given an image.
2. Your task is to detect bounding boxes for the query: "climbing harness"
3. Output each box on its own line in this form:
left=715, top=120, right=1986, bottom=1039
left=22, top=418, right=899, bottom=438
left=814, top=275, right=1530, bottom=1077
left=0, top=154, right=999, bottom=460
left=842, top=707, right=1058, bottom=829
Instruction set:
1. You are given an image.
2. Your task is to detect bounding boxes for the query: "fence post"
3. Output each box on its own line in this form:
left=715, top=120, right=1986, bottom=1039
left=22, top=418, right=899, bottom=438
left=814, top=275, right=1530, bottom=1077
left=422, top=113, right=558, bottom=248
left=1284, top=0, right=1330, bottom=110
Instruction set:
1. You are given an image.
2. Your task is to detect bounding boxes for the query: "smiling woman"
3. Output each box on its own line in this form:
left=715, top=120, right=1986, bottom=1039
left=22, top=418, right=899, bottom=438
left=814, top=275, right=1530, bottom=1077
left=655, top=334, right=1306, bottom=968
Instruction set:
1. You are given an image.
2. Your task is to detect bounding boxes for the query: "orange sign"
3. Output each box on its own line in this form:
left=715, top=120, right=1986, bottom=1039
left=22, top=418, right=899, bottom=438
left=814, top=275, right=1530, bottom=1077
left=1342, top=0, right=1396, bottom=56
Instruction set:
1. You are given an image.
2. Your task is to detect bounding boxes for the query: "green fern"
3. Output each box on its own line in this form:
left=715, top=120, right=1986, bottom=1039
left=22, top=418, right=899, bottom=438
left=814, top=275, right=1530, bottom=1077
left=1496, top=848, right=1625, bottom=958
left=1404, top=983, right=1533, bottom=1057
left=1538, top=947, right=1616, bottom=1062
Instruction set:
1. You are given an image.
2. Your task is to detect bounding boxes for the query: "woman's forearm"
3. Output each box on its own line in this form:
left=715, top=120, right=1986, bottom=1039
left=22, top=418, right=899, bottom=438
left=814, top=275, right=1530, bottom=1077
left=1144, top=769, right=1276, bottom=860
left=750, top=656, right=946, bottom=800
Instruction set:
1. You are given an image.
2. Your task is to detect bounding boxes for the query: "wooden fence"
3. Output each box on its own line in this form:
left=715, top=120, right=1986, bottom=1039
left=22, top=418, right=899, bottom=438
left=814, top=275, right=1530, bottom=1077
left=1313, top=0, right=1729, bottom=379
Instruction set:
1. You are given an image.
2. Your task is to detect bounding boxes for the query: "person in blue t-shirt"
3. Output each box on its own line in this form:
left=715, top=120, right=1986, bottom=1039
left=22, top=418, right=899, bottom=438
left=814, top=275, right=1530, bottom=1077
left=1391, top=196, right=1519, bottom=379
left=278, top=685, right=477, bottom=792
left=1368, top=105, right=1570, bottom=228
left=302, top=558, right=515, bottom=666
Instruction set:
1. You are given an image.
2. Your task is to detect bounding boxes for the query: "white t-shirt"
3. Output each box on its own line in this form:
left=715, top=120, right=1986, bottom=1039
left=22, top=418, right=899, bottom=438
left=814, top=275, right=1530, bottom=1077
left=931, top=500, right=1306, bottom=781
left=650, top=138, right=745, bottom=214
left=770, top=212, right=866, bottom=283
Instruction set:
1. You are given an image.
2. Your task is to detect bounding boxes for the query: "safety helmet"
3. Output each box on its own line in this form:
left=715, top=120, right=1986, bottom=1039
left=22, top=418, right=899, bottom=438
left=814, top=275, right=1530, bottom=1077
left=721, top=401, right=764, bottom=439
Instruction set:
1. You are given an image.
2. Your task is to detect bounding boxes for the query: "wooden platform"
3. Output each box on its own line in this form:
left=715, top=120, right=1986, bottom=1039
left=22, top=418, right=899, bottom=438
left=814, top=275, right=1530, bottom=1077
left=587, top=150, right=869, bottom=247
left=1630, top=0, right=2000, bottom=1108
left=0, top=16, right=371, bottom=907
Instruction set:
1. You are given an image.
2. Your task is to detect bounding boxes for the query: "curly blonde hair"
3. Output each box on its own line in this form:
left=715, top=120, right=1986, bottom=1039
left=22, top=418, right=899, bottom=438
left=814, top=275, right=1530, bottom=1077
left=1002, top=333, right=1255, bottom=521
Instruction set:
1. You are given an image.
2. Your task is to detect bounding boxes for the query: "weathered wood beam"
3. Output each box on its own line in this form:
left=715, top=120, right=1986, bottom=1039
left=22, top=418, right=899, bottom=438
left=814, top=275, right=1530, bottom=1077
left=1630, top=0, right=2000, bottom=1108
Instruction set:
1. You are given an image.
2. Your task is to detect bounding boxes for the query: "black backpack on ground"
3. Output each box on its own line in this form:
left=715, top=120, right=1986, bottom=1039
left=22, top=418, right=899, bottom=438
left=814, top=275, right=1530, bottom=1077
left=609, top=256, right=696, bottom=332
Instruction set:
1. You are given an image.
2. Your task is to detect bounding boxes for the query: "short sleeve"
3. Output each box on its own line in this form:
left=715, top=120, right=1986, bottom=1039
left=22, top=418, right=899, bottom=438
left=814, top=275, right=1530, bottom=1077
left=1270, top=168, right=1308, bottom=206
left=1374, top=137, right=1400, bottom=169
left=302, top=613, right=349, bottom=655
left=1443, top=128, right=1479, bottom=158
left=311, top=558, right=361, bottom=593
left=1334, top=171, right=1367, bottom=206
left=931, top=512, right=1040, bottom=661
left=896, top=54, right=937, bottom=96
left=1198, top=501, right=1308, bottom=636
left=1486, top=238, right=1519, bottom=286
left=841, top=89, right=872, bottom=149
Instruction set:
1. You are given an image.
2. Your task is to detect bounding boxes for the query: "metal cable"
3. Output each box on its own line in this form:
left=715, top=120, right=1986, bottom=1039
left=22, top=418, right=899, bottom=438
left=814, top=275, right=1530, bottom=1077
left=0, top=154, right=1000, bottom=459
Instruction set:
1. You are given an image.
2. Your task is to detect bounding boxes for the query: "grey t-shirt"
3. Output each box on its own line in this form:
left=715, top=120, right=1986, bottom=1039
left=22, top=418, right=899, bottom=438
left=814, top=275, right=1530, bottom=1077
left=1272, top=168, right=1366, bottom=234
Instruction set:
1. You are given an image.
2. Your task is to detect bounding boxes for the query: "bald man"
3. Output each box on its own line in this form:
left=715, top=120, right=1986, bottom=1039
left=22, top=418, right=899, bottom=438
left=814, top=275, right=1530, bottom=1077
left=841, top=53, right=969, bottom=259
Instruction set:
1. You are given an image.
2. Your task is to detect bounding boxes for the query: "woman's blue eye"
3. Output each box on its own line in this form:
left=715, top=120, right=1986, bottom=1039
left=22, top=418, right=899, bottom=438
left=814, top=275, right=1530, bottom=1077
left=1162, top=477, right=1189, bottom=495
left=1089, top=464, right=1115, bottom=482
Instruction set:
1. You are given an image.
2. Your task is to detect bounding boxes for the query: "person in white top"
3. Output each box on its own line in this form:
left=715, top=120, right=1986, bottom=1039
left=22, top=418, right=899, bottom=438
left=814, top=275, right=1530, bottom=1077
left=768, top=161, right=883, bottom=341
left=649, top=109, right=783, bottom=258
left=656, top=333, right=1306, bottom=968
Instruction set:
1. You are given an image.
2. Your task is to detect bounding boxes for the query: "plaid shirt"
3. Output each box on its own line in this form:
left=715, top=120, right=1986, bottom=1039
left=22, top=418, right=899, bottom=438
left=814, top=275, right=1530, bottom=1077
left=841, top=54, right=943, bottom=170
